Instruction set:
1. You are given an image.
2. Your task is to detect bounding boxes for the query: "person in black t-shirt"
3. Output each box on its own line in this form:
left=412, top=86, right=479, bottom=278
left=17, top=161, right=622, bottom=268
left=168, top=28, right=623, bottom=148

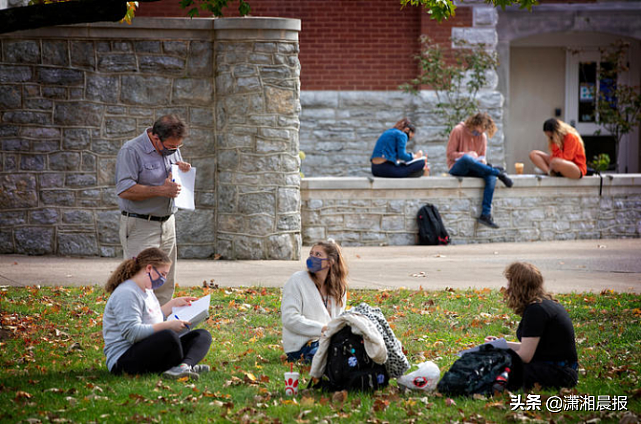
left=485, top=262, right=578, bottom=390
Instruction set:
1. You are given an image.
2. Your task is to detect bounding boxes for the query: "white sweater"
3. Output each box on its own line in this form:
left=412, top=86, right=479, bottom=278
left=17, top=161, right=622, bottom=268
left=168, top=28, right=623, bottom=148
left=281, top=271, right=346, bottom=353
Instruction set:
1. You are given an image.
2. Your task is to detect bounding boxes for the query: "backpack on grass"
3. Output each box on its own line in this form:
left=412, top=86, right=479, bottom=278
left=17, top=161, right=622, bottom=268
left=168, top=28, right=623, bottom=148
left=417, top=204, right=450, bottom=245
left=437, top=344, right=512, bottom=396
left=313, top=326, right=389, bottom=392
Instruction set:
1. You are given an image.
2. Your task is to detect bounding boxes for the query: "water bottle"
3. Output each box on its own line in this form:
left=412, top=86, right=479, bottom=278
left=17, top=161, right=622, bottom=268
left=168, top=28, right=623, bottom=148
left=492, top=367, right=510, bottom=394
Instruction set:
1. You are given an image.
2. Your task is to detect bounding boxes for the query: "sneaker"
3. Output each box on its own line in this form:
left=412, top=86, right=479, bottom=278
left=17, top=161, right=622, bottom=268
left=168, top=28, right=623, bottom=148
left=478, top=214, right=500, bottom=229
left=162, top=363, right=199, bottom=381
left=497, top=171, right=513, bottom=188
left=191, top=364, right=211, bottom=374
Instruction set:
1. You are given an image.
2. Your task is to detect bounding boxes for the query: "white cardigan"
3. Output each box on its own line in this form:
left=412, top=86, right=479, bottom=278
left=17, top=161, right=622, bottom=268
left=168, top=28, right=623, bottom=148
left=281, top=271, right=346, bottom=353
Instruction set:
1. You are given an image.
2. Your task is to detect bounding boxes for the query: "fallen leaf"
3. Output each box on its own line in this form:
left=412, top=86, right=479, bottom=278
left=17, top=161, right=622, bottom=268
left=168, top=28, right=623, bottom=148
left=373, top=398, right=389, bottom=412
left=332, top=390, right=347, bottom=404
left=15, top=391, right=32, bottom=400
left=445, top=398, right=456, bottom=406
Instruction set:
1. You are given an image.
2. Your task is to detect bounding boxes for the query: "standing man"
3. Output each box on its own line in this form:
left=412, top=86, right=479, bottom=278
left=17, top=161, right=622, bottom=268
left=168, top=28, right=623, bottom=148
left=115, top=114, right=191, bottom=305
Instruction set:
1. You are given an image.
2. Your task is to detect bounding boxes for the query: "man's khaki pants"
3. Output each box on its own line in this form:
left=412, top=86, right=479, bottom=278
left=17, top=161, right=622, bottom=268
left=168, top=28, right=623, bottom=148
left=119, top=214, right=177, bottom=306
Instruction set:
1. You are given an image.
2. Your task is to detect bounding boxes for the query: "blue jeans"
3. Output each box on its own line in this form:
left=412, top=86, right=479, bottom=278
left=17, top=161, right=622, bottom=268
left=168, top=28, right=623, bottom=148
left=286, top=340, right=319, bottom=364
left=371, top=159, right=425, bottom=178
left=449, top=154, right=500, bottom=217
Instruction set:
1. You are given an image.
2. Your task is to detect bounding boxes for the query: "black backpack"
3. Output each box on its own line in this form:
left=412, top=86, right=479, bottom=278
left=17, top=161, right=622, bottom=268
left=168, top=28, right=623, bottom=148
left=417, top=204, right=450, bottom=245
left=313, top=326, right=389, bottom=392
left=437, top=345, right=512, bottom=396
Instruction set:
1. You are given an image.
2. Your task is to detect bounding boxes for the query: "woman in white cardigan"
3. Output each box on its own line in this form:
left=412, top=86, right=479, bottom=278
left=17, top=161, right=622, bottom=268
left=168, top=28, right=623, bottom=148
left=281, top=240, right=348, bottom=363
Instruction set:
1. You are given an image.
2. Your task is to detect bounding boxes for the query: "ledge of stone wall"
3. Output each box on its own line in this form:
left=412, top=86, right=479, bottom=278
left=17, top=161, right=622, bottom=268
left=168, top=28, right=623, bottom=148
left=214, top=17, right=301, bottom=41
left=301, top=174, right=641, bottom=245
left=3, top=17, right=217, bottom=40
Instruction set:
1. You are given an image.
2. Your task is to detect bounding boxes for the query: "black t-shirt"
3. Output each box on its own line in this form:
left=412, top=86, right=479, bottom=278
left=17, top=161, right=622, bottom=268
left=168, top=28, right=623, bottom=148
left=516, top=299, right=577, bottom=363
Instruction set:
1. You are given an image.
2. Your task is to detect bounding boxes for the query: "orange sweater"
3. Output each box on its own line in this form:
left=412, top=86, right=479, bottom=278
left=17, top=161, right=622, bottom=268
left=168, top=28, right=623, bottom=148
left=446, top=123, right=487, bottom=169
left=551, top=133, right=587, bottom=176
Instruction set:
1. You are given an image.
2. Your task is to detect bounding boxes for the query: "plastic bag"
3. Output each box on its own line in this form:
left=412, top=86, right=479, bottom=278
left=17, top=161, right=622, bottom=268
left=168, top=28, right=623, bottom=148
left=397, top=361, right=440, bottom=391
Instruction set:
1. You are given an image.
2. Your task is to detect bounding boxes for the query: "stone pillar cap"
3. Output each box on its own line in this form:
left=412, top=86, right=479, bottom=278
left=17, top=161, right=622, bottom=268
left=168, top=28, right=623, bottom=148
left=214, top=17, right=301, bottom=32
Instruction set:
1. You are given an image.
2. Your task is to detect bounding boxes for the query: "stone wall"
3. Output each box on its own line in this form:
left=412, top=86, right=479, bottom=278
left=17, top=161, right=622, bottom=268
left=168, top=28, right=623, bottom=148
left=0, top=17, right=302, bottom=259
left=301, top=175, right=641, bottom=246
left=299, top=89, right=504, bottom=178
left=214, top=18, right=302, bottom=260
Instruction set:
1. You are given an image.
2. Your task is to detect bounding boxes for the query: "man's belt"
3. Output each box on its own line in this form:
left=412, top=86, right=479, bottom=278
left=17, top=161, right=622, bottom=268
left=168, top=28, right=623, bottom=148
left=121, top=211, right=172, bottom=222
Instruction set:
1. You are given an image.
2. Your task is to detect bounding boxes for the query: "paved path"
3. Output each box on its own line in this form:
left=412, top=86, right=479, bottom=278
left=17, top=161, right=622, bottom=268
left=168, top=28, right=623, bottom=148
left=0, top=239, right=639, bottom=293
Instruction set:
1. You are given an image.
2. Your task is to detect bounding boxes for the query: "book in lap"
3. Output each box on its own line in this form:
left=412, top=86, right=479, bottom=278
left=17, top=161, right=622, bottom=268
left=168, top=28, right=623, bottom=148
left=167, top=294, right=210, bottom=337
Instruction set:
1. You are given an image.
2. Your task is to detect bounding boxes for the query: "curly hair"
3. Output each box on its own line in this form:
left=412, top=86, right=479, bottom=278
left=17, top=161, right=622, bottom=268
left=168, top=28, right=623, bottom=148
left=503, top=262, right=555, bottom=316
left=464, top=112, right=497, bottom=139
left=105, top=247, right=171, bottom=294
left=308, top=240, right=348, bottom=307
left=543, top=118, right=584, bottom=151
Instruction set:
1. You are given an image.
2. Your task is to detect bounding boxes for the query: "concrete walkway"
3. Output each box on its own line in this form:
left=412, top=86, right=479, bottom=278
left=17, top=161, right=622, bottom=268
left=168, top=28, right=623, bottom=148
left=0, top=239, right=639, bottom=293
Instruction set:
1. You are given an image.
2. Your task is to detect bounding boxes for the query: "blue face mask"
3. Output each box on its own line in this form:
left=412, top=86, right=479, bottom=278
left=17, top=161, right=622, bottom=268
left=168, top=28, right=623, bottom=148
left=471, top=130, right=482, bottom=137
left=306, top=256, right=328, bottom=273
left=148, top=266, right=167, bottom=289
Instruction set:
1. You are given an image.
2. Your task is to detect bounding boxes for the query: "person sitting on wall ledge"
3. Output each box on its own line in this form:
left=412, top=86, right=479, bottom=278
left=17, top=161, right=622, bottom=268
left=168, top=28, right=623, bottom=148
left=370, top=117, right=430, bottom=178
left=446, top=112, right=513, bottom=229
left=529, top=118, right=587, bottom=179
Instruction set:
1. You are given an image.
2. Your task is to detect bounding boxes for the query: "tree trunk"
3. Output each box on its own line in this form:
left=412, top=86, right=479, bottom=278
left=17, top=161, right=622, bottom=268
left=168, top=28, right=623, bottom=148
left=0, top=0, right=141, bottom=34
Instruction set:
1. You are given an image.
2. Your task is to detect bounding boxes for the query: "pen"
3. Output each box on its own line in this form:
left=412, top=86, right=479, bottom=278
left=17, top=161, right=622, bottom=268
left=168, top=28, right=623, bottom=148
left=175, top=314, right=190, bottom=331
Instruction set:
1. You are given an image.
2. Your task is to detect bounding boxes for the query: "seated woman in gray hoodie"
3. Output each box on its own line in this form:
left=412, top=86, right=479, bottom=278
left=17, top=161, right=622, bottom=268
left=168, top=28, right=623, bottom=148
left=102, top=247, right=211, bottom=380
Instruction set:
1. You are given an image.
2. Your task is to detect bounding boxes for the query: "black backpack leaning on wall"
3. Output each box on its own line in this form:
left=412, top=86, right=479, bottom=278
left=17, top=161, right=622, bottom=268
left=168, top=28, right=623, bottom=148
left=417, top=203, right=450, bottom=245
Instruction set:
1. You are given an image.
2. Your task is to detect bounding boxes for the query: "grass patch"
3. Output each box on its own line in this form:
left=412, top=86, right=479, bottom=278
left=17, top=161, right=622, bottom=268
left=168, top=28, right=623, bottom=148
left=1, top=285, right=639, bottom=423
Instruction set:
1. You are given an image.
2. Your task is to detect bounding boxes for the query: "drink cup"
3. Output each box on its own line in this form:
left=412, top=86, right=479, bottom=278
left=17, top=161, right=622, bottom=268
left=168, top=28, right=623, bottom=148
left=515, top=162, right=524, bottom=175
left=284, top=372, right=299, bottom=396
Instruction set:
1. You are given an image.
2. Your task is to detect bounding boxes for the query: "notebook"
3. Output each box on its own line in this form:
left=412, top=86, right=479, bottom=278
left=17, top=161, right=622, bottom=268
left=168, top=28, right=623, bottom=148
left=167, top=294, right=210, bottom=337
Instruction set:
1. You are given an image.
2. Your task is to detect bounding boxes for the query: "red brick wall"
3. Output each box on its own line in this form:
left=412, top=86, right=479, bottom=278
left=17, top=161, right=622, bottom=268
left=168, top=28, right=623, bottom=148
left=137, top=0, right=473, bottom=90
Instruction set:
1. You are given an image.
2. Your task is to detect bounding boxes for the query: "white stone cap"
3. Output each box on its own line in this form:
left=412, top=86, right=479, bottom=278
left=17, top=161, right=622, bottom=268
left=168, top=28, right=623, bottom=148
left=213, top=17, right=301, bottom=31
left=301, top=174, right=641, bottom=190
left=3, top=17, right=217, bottom=40
left=214, top=16, right=300, bottom=41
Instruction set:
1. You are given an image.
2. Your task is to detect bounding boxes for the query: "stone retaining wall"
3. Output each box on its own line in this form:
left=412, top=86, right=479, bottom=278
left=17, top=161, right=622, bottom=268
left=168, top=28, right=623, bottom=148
left=301, top=174, right=641, bottom=246
left=0, top=17, right=302, bottom=259
left=299, top=91, right=504, bottom=179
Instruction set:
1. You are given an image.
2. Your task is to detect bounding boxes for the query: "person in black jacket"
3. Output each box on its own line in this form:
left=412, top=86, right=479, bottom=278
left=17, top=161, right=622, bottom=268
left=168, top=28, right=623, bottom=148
left=486, top=262, right=578, bottom=390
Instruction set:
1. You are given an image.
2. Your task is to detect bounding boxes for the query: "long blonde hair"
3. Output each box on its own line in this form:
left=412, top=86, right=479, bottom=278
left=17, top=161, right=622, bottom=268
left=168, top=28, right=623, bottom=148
left=464, top=112, right=497, bottom=139
left=543, top=118, right=584, bottom=150
left=309, top=240, right=348, bottom=307
left=503, top=262, right=555, bottom=316
left=105, top=247, right=171, bottom=294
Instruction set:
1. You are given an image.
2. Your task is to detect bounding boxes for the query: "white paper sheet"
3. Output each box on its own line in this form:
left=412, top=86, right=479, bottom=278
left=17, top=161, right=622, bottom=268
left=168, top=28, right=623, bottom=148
left=168, top=294, right=210, bottom=323
left=456, top=337, right=509, bottom=357
left=171, top=164, right=196, bottom=211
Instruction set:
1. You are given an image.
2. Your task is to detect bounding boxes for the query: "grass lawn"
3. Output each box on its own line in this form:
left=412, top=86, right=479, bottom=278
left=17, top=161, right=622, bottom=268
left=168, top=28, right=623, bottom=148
left=1, top=284, right=639, bottom=423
